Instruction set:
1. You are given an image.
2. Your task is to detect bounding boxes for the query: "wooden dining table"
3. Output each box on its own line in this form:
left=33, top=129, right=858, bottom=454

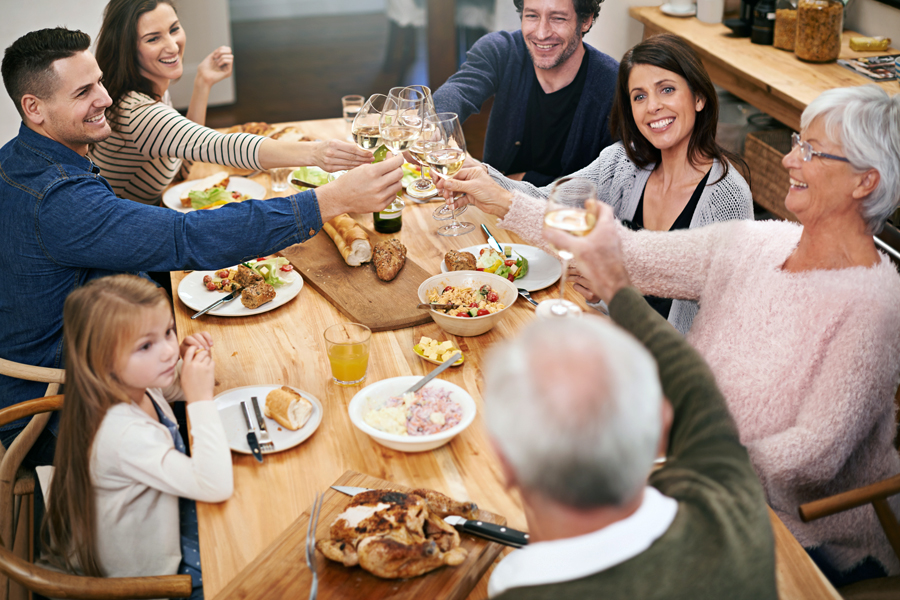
left=169, top=117, right=841, bottom=600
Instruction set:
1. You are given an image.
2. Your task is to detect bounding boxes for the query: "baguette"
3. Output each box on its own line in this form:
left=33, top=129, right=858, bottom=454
left=264, top=386, right=313, bottom=431
left=323, top=214, right=372, bottom=266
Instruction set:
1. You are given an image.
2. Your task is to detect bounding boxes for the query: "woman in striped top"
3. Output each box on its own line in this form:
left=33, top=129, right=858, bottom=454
left=91, top=0, right=371, bottom=205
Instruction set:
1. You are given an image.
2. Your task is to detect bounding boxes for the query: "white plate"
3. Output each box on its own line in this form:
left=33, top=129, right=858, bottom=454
left=440, top=243, right=561, bottom=292
left=214, top=384, right=323, bottom=454
left=660, top=2, right=697, bottom=16
left=162, top=177, right=267, bottom=213
left=176, top=267, right=303, bottom=317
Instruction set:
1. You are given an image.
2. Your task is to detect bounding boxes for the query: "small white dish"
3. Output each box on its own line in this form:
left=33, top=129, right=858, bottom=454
left=162, top=176, right=266, bottom=213
left=660, top=2, right=697, bottom=16
left=177, top=267, right=303, bottom=317
left=440, top=243, right=561, bottom=292
left=214, top=384, right=323, bottom=454
left=348, top=376, right=476, bottom=453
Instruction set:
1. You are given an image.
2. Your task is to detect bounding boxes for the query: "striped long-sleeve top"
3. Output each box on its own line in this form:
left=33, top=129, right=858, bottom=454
left=89, top=91, right=265, bottom=205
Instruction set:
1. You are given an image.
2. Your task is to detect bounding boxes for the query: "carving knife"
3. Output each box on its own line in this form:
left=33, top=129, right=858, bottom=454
left=330, top=485, right=529, bottom=548
left=241, top=400, right=263, bottom=463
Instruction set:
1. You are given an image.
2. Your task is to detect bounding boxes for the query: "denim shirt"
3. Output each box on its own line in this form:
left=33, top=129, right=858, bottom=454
left=0, top=123, right=324, bottom=431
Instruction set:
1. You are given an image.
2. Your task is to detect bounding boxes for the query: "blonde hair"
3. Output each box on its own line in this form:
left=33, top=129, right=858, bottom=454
left=43, top=274, right=169, bottom=576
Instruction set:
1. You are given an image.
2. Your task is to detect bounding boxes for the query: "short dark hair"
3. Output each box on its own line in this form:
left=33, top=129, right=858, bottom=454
left=2, top=28, right=91, bottom=119
left=609, top=33, right=745, bottom=183
left=95, top=0, right=176, bottom=130
left=514, top=0, right=604, bottom=33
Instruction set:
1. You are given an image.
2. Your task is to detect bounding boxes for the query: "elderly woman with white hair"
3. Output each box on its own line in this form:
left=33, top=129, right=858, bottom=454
left=548, top=84, right=900, bottom=587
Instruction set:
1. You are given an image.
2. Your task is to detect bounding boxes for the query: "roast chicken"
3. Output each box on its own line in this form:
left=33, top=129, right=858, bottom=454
left=316, top=489, right=478, bottom=579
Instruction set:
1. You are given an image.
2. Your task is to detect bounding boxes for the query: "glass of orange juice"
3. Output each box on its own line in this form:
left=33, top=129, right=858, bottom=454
left=323, top=323, right=371, bottom=385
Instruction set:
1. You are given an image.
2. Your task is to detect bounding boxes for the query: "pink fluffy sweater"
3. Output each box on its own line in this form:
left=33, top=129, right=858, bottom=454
left=621, top=218, right=900, bottom=574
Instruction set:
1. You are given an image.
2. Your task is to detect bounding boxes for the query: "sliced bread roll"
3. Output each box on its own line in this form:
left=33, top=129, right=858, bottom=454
left=323, top=214, right=372, bottom=266
left=264, top=386, right=313, bottom=431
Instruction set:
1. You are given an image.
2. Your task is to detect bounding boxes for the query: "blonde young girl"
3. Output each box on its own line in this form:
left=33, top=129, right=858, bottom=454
left=43, top=275, right=232, bottom=599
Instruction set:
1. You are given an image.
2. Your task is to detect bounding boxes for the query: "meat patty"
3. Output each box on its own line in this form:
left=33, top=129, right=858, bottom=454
left=444, top=250, right=476, bottom=272
left=373, top=239, right=407, bottom=282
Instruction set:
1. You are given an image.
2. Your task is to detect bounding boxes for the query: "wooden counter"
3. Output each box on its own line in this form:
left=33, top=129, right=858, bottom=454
left=628, top=6, right=899, bottom=131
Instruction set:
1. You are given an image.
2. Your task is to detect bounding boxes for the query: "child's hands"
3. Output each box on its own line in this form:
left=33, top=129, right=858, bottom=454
left=180, top=346, right=215, bottom=404
left=180, top=332, right=213, bottom=358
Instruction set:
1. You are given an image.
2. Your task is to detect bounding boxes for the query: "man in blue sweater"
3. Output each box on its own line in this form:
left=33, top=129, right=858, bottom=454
left=433, top=0, right=618, bottom=186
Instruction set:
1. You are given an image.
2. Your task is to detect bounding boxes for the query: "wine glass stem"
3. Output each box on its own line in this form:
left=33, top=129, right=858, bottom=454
left=554, top=256, right=571, bottom=315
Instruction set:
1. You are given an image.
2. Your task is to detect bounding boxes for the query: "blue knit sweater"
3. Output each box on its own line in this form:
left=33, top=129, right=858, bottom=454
left=434, top=30, right=619, bottom=186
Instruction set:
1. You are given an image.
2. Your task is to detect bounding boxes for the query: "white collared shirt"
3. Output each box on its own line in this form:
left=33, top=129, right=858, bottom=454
left=488, top=486, right=679, bottom=598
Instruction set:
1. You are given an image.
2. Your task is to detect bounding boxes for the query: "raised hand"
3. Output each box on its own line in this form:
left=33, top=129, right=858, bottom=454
left=196, top=46, right=234, bottom=87
left=315, top=154, right=405, bottom=222
left=436, top=166, right=514, bottom=218
left=312, top=140, right=374, bottom=172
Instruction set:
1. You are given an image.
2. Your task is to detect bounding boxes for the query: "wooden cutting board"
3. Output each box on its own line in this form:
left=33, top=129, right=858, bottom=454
left=280, top=228, right=433, bottom=332
left=213, top=470, right=507, bottom=600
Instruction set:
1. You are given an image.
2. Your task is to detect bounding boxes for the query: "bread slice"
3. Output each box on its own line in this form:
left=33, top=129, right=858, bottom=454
left=322, top=214, right=372, bottom=266
left=179, top=171, right=230, bottom=208
left=264, top=386, right=313, bottom=430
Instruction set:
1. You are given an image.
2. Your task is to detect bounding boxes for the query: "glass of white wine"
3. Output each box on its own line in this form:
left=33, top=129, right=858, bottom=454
left=539, top=177, right=598, bottom=318
left=351, top=94, right=387, bottom=152
left=404, top=85, right=439, bottom=201
left=380, top=88, right=424, bottom=212
left=341, top=95, right=364, bottom=142
left=424, top=113, right=475, bottom=237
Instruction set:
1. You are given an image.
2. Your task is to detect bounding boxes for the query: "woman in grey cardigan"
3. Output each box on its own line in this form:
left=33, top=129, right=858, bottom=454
left=442, top=34, right=754, bottom=334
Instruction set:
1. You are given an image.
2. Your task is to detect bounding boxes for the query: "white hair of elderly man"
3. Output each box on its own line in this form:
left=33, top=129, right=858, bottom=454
left=484, top=315, right=662, bottom=509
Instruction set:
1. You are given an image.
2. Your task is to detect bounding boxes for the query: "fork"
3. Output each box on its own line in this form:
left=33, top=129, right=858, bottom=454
left=305, top=492, right=324, bottom=600
left=249, top=396, right=276, bottom=453
left=517, top=288, right=538, bottom=307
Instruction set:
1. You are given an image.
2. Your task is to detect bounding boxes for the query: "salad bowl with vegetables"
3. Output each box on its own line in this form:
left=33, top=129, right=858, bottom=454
left=417, top=272, right=517, bottom=337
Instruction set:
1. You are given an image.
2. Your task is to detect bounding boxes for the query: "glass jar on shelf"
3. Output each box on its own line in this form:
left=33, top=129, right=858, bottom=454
left=773, top=0, right=798, bottom=51
left=795, top=0, right=844, bottom=62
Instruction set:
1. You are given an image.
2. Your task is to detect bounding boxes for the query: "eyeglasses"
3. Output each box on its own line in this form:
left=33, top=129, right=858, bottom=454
left=791, top=133, right=849, bottom=163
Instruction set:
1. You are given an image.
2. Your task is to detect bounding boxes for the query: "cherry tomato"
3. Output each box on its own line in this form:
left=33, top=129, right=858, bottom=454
left=206, top=282, right=217, bottom=291
left=479, top=248, right=487, bottom=255
left=469, top=302, right=478, bottom=308
left=216, top=269, right=229, bottom=278
left=202, top=275, right=212, bottom=284
left=505, top=259, right=515, bottom=266
left=457, top=313, right=471, bottom=318
left=280, top=264, right=294, bottom=272
left=476, top=309, right=490, bottom=316
left=443, top=286, right=454, bottom=293
left=476, top=267, right=485, bottom=272
left=487, top=291, right=499, bottom=303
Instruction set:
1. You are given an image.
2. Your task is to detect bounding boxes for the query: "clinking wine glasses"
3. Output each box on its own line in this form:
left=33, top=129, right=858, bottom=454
left=424, top=113, right=475, bottom=237
left=538, top=177, right=598, bottom=318
left=379, top=88, right=425, bottom=212
left=403, top=85, right=439, bottom=201
left=351, top=94, right=387, bottom=152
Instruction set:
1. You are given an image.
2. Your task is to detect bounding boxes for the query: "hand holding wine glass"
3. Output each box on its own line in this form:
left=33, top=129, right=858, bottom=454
left=351, top=94, right=387, bottom=152
left=538, top=177, right=598, bottom=317
left=423, top=113, right=475, bottom=236
left=404, top=85, right=439, bottom=200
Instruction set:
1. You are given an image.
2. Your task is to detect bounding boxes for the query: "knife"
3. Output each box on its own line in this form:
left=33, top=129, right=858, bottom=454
left=191, top=286, right=242, bottom=319
left=241, top=401, right=264, bottom=463
left=402, top=351, right=461, bottom=396
left=481, top=224, right=505, bottom=255
left=330, top=485, right=530, bottom=548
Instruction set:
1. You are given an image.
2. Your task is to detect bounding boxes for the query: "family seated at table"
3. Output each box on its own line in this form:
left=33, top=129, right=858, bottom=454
left=90, top=0, right=373, bottom=205
left=2, top=0, right=900, bottom=595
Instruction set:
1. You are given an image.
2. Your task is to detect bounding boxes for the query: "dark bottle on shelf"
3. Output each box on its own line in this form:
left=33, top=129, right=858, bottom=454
left=751, top=0, right=776, bottom=44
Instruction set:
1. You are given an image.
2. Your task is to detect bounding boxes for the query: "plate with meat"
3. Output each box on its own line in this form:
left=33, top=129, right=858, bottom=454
left=441, top=243, right=561, bottom=292
left=162, top=173, right=266, bottom=213
left=176, top=257, right=303, bottom=317
left=214, top=384, right=323, bottom=454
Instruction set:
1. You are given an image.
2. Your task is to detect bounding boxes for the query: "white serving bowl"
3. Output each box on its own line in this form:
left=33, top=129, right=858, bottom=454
left=348, top=376, right=477, bottom=452
left=417, top=271, right=517, bottom=337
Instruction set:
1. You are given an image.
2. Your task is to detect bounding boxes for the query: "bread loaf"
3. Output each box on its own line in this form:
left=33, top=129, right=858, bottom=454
left=323, top=214, right=372, bottom=266
left=264, top=386, right=313, bottom=430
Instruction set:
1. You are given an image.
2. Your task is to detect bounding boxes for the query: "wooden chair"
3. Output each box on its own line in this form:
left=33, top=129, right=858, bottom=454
left=0, top=359, right=65, bottom=600
left=799, top=474, right=900, bottom=599
left=0, top=396, right=192, bottom=600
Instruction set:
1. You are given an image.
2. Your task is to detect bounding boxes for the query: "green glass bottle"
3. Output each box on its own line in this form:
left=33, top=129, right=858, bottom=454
left=373, top=204, right=403, bottom=233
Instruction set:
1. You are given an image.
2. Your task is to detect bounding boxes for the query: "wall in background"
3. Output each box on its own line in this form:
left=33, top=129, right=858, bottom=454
left=0, top=0, right=233, bottom=144
left=845, top=0, right=900, bottom=38
left=229, top=0, right=384, bottom=21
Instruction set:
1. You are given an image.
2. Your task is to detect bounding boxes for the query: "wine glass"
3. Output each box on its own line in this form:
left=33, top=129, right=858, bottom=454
left=341, top=95, right=364, bottom=142
left=380, top=88, right=424, bottom=212
left=404, top=86, right=439, bottom=201
left=424, top=113, right=475, bottom=237
left=351, top=94, right=387, bottom=152
left=538, top=177, right=598, bottom=318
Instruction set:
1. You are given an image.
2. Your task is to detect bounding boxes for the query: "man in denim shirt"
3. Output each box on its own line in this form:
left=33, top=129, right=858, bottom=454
left=0, top=28, right=404, bottom=464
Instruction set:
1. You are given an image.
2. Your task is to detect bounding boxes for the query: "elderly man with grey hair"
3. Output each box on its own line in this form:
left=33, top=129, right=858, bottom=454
left=483, top=267, right=777, bottom=596
left=547, top=84, right=900, bottom=591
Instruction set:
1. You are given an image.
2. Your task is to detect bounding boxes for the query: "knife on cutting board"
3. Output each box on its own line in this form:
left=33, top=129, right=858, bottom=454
left=331, top=485, right=530, bottom=548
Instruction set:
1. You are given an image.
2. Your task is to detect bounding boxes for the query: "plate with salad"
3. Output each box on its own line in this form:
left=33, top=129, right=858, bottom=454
left=176, top=256, right=303, bottom=317
left=440, top=243, right=561, bottom=292
left=162, top=177, right=266, bottom=213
